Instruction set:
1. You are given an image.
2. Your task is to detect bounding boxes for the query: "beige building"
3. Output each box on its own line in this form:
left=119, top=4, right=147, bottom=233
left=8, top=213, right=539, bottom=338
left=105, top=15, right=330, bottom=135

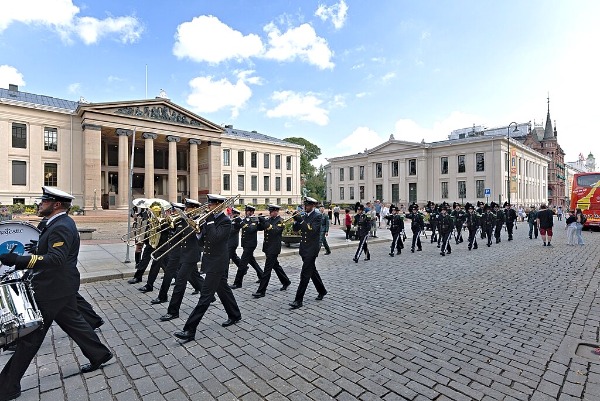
left=325, top=134, right=551, bottom=207
left=0, top=86, right=302, bottom=210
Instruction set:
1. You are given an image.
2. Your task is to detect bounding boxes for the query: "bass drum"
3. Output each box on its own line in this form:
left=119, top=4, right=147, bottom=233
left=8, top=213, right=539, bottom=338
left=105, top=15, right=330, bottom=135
left=0, top=221, right=41, bottom=279
left=0, top=280, right=43, bottom=347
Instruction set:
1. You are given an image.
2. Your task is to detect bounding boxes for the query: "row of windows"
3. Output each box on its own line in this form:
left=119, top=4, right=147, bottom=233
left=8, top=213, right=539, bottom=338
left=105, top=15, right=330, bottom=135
left=223, top=174, right=293, bottom=192
left=236, top=198, right=294, bottom=206
left=223, top=149, right=292, bottom=170
left=338, top=154, right=486, bottom=181
left=336, top=180, right=488, bottom=201
left=11, top=161, right=58, bottom=186
left=11, top=123, right=58, bottom=151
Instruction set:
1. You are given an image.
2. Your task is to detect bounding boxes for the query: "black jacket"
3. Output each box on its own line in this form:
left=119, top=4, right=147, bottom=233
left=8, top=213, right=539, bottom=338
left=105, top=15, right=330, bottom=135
left=260, top=215, right=284, bottom=255
left=387, top=214, right=404, bottom=234
left=228, top=215, right=242, bottom=249
left=293, top=210, right=322, bottom=258
left=200, top=212, right=233, bottom=273
left=238, top=216, right=260, bottom=248
left=353, top=212, right=372, bottom=237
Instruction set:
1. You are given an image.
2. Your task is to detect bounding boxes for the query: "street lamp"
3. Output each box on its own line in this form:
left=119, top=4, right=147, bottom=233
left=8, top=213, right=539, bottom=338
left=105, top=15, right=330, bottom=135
left=507, top=122, right=519, bottom=206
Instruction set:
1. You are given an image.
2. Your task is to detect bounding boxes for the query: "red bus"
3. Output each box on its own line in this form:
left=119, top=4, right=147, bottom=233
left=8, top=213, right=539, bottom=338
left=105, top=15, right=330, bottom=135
left=570, top=172, right=600, bottom=228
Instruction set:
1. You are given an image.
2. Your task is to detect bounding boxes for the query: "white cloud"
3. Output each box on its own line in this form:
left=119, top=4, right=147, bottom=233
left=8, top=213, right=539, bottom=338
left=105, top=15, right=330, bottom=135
left=336, top=126, right=387, bottom=154
left=315, top=0, right=349, bottom=30
left=0, top=65, right=25, bottom=88
left=67, top=82, right=81, bottom=93
left=330, top=94, right=346, bottom=108
left=263, top=23, right=334, bottom=70
left=355, top=92, right=367, bottom=98
left=107, top=75, right=123, bottom=83
left=186, top=70, right=259, bottom=118
left=393, top=111, right=487, bottom=143
left=0, top=0, right=143, bottom=44
left=266, top=91, right=329, bottom=125
left=382, top=72, right=396, bottom=82
left=173, top=15, right=263, bottom=63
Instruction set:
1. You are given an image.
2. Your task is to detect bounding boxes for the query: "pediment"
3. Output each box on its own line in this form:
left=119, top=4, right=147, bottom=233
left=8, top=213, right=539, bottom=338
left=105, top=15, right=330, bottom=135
left=369, top=140, right=427, bottom=155
left=77, top=99, right=223, bottom=132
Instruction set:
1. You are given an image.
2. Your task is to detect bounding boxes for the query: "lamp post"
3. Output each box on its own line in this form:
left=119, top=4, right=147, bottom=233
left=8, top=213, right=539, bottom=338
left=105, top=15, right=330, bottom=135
left=507, top=122, right=519, bottom=206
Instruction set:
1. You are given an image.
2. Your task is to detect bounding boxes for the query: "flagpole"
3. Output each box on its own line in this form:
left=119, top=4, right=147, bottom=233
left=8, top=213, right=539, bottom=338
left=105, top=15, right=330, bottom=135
left=124, top=128, right=136, bottom=263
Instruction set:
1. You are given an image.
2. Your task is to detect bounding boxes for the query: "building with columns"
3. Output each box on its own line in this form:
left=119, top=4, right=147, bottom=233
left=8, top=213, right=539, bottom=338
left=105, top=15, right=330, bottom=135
left=0, top=86, right=302, bottom=210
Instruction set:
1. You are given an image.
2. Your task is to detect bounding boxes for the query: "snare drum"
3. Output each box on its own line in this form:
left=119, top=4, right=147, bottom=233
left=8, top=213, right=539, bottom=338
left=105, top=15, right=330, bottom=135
left=0, top=221, right=41, bottom=278
left=0, top=280, right=43, bottom=346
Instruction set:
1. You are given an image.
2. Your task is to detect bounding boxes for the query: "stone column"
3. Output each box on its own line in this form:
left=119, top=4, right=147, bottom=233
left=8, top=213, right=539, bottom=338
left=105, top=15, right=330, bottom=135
left=143, top=133, right=157, bottom=198
left=189, top=139, right=201, bottom=200
left=207, top=141, right=222, bottom=194
left=116, top=129, right=132, bottom=209
left=167, top=135, right=180, bottom=202
left=82, top=124, right=102, bottom=210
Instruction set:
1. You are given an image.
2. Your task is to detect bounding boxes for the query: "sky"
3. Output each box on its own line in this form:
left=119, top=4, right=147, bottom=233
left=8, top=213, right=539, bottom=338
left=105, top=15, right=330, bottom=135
left=1, top=0, right=599, bottom=170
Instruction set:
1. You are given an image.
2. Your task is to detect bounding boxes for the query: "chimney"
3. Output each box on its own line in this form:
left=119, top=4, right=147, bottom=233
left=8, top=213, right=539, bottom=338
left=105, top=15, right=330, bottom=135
left=224, top=124, right=233, bottom=128
left=9, top=84, right=18, bottom=92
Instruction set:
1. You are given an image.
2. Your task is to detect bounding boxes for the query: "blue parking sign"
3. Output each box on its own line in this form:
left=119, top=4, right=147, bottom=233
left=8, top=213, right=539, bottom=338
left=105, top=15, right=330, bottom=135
left=484, top=188, right=491, bottom=196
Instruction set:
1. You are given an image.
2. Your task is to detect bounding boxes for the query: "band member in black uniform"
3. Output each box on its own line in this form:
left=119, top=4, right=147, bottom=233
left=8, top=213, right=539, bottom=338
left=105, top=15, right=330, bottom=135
left=289, top=197, right=327, bottom=309
left=451, top=202, right=465, bottom=244
left=230, top=205, right=264, bottom=289
left=127, top=205, right=152, bottom=284
left=481, top=204, right=496, bottom=247
left=426, top=201, right=438, bottom=244
left=476, top=201, right=486, bottom=239
left=228, top=208, right=243, bottom=269
left=464, top=203, right=479, bottom=250
left=159, top=199, right=206, bottom=320
left=438, top=205, right=453, bottom=256
left=386, top=206, right=404, bottom=256
left=130, top=203, right=169, bottom=287
left=352, top=205, right=371, bottom=262
left=0, top=187, right=113, bottom=400
left=174, top=194, right=242, bottom=343
left=493, top=202, right=505, bottom=243
left=503, top=202, right=518, bottom=241
left=253, top=204, right=291, bottom=298
left=405, top=203, right=424, bottom=253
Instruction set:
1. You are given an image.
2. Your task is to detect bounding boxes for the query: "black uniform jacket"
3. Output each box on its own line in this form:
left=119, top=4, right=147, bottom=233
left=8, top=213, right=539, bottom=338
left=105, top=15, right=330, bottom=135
left=353, top=213, right=371, bottom=237
left=260, top=216, right=284, bottom=255
left=200, top=212, right=233, bottom=273
left=481, top=211, right=496, bottom=230
left=293, top=210, right=322, bottom=258
left=388, top=214, right=404, bottom=233
left=13, top=213, right=80, bottom=300
left=437, top=214, right=454, bottom=234
left=465, top=212, right=479, bottom=229
left=406, top=212, right=425, bottom=231
left=228, top=216, right=242, bottom=249
left=180, top=220, right=201, bottom=264
left=239, top=216, right=259, bottom=248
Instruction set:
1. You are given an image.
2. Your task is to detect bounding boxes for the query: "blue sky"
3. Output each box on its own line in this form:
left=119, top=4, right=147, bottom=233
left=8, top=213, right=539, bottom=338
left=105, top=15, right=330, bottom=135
left=1, top=0, right=599, bottom=169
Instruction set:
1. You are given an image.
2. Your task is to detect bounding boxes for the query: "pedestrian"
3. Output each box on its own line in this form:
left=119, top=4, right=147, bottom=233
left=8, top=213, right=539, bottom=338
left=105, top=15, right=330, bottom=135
left=381, top=203, right=390, bottom=228
left=575, top=208, right=586, bottom=245
left=0, top=187, right=113, bottom=401
left=353, top=204, right=372, bottom=262
left=481, top=204, right=496, bottom=247
left=344, top=208, right=352, bottom=241
left=374, top=200, right=382, bottom=228
left=437, top=205, right=453, bottom=256
left=493, top=202, right=504, bottom=243
left=174, top=194, right=242, bottom=343
left=405, top=203, right=424, bottom=253
left=319, top=206, right=331, bottom=255
left=230, top=205, right=264, bottom=289
left=565, top=210, right=577, bottom=245
left=386, top=205, right=404, bottom=256
left=289, top=197, right=327, bottom=309
left=333, top=204, right=341, bottom=225
left=527, top=206, right=539, bottom=239
left=503, top=202, right=517, bottom=241
left=464, top=203, right=479, bottom=250
left=536, top=203, right=554, bottom=246
left=557, top=206, right=563, bottom=221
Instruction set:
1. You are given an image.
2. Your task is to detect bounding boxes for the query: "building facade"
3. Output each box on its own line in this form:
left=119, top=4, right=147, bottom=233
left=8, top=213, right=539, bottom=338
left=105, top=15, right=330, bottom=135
left=325, top=134, right=550, bottom=207
left=0, top=86, right=302, bottom=210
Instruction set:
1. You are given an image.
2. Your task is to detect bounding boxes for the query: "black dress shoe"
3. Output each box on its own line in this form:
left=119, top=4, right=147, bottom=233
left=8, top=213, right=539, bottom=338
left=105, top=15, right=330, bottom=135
left=389, top=252, right=394, bottom=257
left=151, top=298, right=167, bottom=304
left=0, top=389, right=21, bottom=401
left=229, top=284, right=241, bottom=289
left=280, top=283, right=290, bottom=291
left=353, top=258, right=359, bottom=263
left=222, top=317, right=241, bottom=327
left=191, top=290, right=200, bottom=295
left=324, top=251, right=331, bottom=255
left=252, top=292, right=265, bottom=298
left=174, top=330, right=195, bottom=342
left=138, top=285, right=153, bottom=293
left=417, top=248, right=422, bottom=251
left=289, top=300, right=303, bottom=309
left=440, top=252, right=445, bottom=256
left=316, top=292, right=327, bottom=300
left=92, top=319, right=105, bottom=330
left=397, top=250, right=401, bottom=255
left=81, top=352, right=113, bottom=373
left=411, top=249, right=414, bottom=253
left=127, top=277, right=141, bottom=284
left=160, top=313, right=179, bottom=321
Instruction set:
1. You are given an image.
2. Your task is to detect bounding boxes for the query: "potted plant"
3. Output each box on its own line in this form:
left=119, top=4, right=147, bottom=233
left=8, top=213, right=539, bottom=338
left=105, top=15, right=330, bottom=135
left=281, top=218, right=301, bottom=247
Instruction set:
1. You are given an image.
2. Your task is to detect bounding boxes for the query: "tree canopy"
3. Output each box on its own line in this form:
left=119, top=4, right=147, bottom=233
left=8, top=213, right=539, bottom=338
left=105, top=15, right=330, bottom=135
left=284, top=137, right=321, bottom=176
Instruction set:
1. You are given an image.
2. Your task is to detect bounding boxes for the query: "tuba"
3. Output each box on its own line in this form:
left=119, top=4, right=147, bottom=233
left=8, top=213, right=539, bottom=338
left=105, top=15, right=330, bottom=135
left=147, top=204, right=168, bottom=249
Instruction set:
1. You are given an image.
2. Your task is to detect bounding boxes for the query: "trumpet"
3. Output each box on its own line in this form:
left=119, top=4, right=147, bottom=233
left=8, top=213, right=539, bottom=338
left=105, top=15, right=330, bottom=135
left=150, top=195, right=239, bottom=261
left=281, top=210, right=304, bottom=225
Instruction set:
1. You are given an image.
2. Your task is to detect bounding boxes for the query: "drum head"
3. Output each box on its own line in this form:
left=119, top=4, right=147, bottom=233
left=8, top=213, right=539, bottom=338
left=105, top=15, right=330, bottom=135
left=0, top=221, right=40, bottom=256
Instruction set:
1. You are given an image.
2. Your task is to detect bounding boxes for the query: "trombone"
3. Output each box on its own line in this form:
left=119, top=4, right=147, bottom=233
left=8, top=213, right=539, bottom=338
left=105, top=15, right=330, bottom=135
left=150, top=195, right=239, bottom=261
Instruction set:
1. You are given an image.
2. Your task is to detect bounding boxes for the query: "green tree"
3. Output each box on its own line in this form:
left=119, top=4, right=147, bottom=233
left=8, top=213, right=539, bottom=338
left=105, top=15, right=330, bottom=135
left=283, top=137, right=321, bottom=176
left=304, top=165, right=326, bottom=200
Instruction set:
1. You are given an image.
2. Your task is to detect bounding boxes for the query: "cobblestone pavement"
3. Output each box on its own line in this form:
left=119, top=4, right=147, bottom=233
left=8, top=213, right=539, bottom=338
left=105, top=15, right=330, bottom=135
left=3, top=222, right=600, bottom=400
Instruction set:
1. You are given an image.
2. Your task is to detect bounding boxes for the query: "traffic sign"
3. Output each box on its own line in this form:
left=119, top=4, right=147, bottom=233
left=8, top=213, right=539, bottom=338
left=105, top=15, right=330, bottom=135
left=484, top=188, right=491, bottom=196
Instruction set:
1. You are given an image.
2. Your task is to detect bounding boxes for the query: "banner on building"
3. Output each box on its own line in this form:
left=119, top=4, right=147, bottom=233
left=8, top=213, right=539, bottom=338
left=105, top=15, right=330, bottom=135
left=510, top=150, right=518, bottom=193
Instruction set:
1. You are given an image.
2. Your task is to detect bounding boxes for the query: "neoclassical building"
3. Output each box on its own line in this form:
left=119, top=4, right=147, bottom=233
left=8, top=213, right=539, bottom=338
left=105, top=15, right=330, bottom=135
left=325, top=134, right=551, bottom=207
left=0, top=85, right=302, bottom=210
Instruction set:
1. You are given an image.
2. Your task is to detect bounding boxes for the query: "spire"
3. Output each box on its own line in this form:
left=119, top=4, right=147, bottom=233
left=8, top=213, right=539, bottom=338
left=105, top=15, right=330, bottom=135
left=543, top=94, right=554, bottom=140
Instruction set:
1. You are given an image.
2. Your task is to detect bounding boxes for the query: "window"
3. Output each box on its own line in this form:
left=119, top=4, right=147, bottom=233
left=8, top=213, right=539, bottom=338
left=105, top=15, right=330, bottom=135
left=375, top=163, right=382, bottom=178
left=252, top=198, right=257, bottom=205
left=375, top=185, right=383, bottom=201
left=239, top=198, right=245, bottom=205
left=265, top=198, right=270, bottom=205
left=476, top=153, right=485, bottom=172
left=349, top=187, right=355, bottom=200
left=12, top=123, right=27, bottom=148
left=223, top=174, right=231, bottom=190
left=359, top=186, right=365, bottom=200
left=286, top=177, right=292, bottom=191
left=44, top=163, right=58, bottom=186
left=286, top=156, right=292, bottom=170
left=476, top=180, right=485, bottom=198
left=408, top=159, right=417, bottom=175
left=288, top=198, right=292, bottom=205
left=339, top=187, right=345, bottom=200
left=391, top=184, right=399, bottom=203
left=264, top=153, right=270, bottom=168
left=13, top=198, right=25, bottom=205
left=441, top=157, right=448, bottom=174
left=237, top=175, right=244, bottom=191
left=275, top=177, right=281, bottom=191
left=12, top=160, right=26, bottom=185
left=359, top=166, right=365, bottom=180
left=441, top=182, right=448, bottom=199
left=409, top=183, right=417, bottom=203
left=251, top=175, right=257, bottom=191
left=223, top=149, right=230, bottom=166
left=391, top=161, right=399, bottom=177
left=237, top=151, right=244, bottom=167
left=263, top=176, right=270, bottom=191
left=277, top=198, right=281, bottom=205
left=349, top=167, right=354, bottom=181
left=275, top=155, right=281, bottom=169
left=251, top=152, right=257, bottom=168
left=458, top=181, right=466, bottom=199
left=44, top=127, right=58, bottom=151
left=458, top=155, right=466, bottom=173
left=339, top=168, right=345, bottom=181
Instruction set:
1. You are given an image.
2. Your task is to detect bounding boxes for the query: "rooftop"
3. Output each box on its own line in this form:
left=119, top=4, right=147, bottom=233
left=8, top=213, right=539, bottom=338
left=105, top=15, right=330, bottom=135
left=0, top=87, right=79, bottom=112
left=222, top=125, right=303, bottom=148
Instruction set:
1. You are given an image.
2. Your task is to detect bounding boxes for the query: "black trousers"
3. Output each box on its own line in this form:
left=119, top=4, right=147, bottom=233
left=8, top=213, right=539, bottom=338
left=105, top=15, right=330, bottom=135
left=229, top=245, right=241, bottom=268
left=430, top=224, right=438, bottom=242
left=233, top=247, right=264, bottom=286
left=146, top=257, right=166, bottom=289
left=256, top=253, right=290, bottom=293
left=354, top=234, right=369, bottom=260
left=440, top=231, right=452, bottom=253
left=183, top=267, right=241, bottom=333
left=333, top=212, right=340, bottom=225
left=390, top=231, right=404, bottom=253
left=167, top=262, right=205, bottom=315
left=76, top=293, right=103, bottom=328
left=0, top=294, right=111, bottom=394
left=528, top=222, right=538, bottom=238
left=494, top=225, right=503, bottom=242
left=294, top=255, right=326, bottom=303
left=486, top=227, right=494, bottom=246
left=133, top=244, right=154, bottom=280
left=506, top=222, right=514, bottom=239
left=454, top=224, right=463, bottom=243
left=467, top=228, right=478, bottom=249
left=411, top=229, right=422, bottom=250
